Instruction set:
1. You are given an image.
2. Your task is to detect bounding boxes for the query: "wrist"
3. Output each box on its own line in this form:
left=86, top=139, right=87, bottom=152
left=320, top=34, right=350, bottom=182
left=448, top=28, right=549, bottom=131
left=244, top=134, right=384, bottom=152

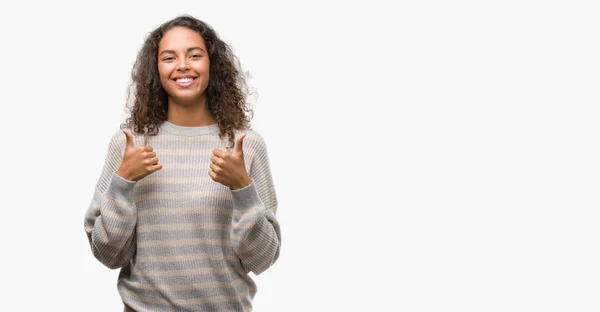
left=116, top=168, right=134, bottom=182
left=231, top=176, right=252, bottom=190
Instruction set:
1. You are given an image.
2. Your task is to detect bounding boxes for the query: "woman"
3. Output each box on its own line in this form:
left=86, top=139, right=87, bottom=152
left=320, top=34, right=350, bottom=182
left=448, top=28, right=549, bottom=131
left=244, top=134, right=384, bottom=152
left=84, top=14, right=281, bottom=312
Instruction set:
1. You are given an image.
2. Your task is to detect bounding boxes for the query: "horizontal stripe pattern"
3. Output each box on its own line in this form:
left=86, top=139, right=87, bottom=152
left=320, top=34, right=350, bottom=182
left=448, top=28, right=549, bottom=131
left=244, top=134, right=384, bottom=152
left=84, top=122, right=280, bottom=311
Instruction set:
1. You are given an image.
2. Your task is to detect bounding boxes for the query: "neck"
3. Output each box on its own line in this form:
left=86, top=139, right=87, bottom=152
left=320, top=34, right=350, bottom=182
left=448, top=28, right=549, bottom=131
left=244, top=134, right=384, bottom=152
left=167, top=96, right=217, bottom=127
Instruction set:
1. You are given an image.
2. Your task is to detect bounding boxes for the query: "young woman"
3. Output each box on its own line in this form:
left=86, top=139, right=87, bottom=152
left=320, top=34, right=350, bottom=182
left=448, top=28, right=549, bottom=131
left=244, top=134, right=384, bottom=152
left=84, top=14, right=281, bottom=312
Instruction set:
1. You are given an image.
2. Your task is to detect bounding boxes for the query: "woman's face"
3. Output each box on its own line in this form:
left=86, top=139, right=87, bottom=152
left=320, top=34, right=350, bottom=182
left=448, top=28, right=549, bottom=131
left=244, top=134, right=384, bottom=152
left=158, top=26, right=210, bottom=105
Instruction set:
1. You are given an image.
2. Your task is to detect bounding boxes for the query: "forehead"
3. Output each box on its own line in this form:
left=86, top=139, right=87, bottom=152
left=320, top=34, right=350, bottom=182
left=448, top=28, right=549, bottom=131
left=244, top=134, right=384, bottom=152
left=159, top=26, right=206, bottom=51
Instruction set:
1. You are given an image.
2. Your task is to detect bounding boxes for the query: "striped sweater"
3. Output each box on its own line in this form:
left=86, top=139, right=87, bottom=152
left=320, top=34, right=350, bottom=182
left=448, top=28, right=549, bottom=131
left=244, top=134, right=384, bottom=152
left=84, top=121, right=281, bottom=312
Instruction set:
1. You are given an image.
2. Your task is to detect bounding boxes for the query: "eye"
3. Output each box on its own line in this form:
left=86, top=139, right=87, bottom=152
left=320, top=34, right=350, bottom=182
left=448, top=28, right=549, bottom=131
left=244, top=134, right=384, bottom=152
left=191, top=54, right=202, bottom=58
left=162, top=56, right=175, bottom=61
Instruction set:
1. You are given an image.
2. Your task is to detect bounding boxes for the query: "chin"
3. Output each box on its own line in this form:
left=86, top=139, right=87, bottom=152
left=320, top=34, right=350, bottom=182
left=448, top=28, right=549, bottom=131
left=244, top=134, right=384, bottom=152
left=170, top=93, right=206, bottom=105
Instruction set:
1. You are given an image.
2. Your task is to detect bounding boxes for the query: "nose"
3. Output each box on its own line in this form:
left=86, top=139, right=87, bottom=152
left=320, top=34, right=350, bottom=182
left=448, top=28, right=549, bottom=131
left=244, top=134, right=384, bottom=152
left=176, top=57, right=190, bottom=72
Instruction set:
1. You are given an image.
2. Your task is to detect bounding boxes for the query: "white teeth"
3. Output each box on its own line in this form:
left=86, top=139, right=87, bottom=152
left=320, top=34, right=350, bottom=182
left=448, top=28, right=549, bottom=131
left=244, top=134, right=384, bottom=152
left=176, top=78, right=194, bottom=83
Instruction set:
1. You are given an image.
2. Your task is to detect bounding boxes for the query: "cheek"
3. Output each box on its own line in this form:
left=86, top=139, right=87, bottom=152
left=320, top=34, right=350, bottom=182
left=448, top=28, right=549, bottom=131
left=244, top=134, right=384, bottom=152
left=199, top=62, right=211, bottom=87
left=157, top=64, right=168, bottom=79
left=157, top=65, right=172, bottom=89
left=194, top=60, right=210, bottom=75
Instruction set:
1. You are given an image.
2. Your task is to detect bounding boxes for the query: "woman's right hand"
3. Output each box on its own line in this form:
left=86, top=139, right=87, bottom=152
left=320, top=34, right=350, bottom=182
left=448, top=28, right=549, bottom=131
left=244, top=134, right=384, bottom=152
left=116, top=129, right=162, bottom=181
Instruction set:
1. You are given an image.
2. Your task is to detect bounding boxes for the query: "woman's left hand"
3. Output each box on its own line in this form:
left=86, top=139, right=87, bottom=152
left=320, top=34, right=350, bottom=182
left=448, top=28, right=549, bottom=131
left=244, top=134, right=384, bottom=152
left=209, top=133, right=252, bottom=190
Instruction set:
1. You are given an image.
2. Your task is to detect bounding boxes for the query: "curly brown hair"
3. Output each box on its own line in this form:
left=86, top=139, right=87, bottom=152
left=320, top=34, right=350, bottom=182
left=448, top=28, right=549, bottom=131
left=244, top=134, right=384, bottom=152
left=122, top=14, right=253, bottom=148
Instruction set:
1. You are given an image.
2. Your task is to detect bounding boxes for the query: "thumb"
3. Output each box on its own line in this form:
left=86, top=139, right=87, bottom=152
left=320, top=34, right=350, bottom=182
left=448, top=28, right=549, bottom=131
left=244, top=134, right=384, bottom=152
left=234, top=133, right=246, bottom=156
left=122, top=129, right=135, bottom=150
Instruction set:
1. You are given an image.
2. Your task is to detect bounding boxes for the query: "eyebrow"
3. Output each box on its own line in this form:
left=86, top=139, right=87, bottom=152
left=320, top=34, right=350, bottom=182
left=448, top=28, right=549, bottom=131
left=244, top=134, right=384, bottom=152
left=159, top=47, right=206, bottom=56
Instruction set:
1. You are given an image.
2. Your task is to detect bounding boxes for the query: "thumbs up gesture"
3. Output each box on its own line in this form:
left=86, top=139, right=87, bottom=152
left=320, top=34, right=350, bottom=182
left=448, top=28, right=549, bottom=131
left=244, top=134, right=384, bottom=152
left=116, top=129, right=163, bottom=182
left=209, top=133, right=252, bottom=190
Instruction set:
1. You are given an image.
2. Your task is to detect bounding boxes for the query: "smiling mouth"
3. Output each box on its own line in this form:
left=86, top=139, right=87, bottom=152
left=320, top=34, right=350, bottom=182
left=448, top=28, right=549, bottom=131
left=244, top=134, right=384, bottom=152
left=172, top=77, right=197, bottom=87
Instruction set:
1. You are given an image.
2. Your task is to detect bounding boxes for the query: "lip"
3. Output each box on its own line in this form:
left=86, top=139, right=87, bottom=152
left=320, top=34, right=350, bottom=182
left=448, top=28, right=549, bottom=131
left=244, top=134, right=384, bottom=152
left=171, top=76, right=198, bottom=88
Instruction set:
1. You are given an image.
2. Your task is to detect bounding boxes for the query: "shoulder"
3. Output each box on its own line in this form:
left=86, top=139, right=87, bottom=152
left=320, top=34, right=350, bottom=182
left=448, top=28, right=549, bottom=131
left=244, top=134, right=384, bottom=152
left=239, top=128, right=266, bottom=145
left=237, top=128, right=269, bottom=150
left=106, top=127, right=145, bottom=152
left=235, top=128, right=270, bottom=159
left=108, top=128, right=125, bottom=147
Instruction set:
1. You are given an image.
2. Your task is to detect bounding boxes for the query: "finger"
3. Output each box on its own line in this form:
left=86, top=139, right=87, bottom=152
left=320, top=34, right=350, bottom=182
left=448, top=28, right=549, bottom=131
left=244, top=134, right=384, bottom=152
left=211, top=155, right=224, bottom=166
left=234, top=133, right=246, bottom=157
left=142, top=146, right=154, bottom=152
left=146, top=151, right=157, bottom=159
left=122, top=129, right=135, bottom=150
left=145, top=157, right=159, bottom=165
left=212, top=148, right=227, bottom=158
left=150, top=163, right=163, bottom=172
left=208, top=169, right=217, bottom=180
left=209, top=163, right=221, bottom=173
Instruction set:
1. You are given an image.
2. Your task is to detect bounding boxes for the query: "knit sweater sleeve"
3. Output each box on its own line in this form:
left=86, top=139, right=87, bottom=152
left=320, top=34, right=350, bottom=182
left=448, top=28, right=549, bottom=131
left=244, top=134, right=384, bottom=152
left=230, top=131, right=281, bottom=275
left=84, top=130, right=138, bottom=269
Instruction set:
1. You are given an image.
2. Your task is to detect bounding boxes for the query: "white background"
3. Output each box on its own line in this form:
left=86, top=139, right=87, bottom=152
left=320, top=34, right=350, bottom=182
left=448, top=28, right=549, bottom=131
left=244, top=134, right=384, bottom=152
left=1, top=0, right=599, bottom=311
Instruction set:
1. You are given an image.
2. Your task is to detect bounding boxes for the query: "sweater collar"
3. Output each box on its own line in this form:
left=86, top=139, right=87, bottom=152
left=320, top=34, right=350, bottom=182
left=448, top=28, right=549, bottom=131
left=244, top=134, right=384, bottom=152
left=160, top=120, right=220, bottom=136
